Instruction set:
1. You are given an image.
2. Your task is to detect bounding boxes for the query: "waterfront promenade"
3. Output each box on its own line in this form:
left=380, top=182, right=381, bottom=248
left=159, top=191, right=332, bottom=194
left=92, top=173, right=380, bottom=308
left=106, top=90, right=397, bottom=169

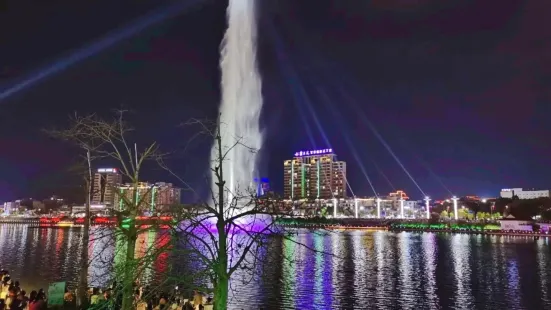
left=2, top=215, right=550, bottom=238
left=277, top=217, right=551, bottom=237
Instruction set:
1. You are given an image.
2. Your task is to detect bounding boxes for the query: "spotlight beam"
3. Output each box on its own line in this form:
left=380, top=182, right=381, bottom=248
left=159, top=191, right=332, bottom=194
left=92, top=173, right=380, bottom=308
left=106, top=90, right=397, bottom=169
left=276, top=36, right=379, bottom=199
left=267, top=22, right=318, bottom=148
left=0, top=0, right=205, bottom=102
left=397, top=136, right=454, bottom=196
left=277, top=33, right=427, bottom=199
left=315, top=86, right=378, bottom=198
left=339, top=88, right=427, bottom=198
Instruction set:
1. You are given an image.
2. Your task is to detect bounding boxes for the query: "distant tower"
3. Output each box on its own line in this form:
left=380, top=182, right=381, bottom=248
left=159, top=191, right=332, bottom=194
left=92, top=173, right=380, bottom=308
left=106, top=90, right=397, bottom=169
left=92, top=168, right=122, bottom=207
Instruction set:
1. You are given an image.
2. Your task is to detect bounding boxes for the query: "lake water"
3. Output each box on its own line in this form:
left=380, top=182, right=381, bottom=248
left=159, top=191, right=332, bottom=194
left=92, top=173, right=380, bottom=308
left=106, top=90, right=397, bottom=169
left=1, top=224, right=550, bottom=309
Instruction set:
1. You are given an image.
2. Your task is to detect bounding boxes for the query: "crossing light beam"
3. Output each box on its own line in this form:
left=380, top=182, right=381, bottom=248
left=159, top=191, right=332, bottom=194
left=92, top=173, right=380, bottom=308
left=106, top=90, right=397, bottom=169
left=0, top=0, right=204, bottom=102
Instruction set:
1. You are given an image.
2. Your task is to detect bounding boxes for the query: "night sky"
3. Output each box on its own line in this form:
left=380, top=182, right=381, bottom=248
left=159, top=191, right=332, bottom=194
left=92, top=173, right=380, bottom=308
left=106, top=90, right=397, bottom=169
left=1, top=0, right=550, bottom=202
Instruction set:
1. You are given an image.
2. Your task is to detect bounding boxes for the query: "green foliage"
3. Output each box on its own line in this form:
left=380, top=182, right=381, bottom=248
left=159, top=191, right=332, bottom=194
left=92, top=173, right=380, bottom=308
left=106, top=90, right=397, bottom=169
left=477, top=212, right=490, bottom=220
left=457, top=208, right=469, bottom=219
left=320, top=207, right=327, bottom=218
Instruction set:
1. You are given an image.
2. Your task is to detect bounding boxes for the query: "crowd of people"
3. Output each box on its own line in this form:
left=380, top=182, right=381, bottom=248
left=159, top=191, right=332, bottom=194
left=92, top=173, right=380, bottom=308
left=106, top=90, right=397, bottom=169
left=0, top=271, right=213, bottom=310
left=88, top=282, right=213, bottom=310
left=133, top=288, right=212, bottom=310
left=0, top=270, right=48, bottom=310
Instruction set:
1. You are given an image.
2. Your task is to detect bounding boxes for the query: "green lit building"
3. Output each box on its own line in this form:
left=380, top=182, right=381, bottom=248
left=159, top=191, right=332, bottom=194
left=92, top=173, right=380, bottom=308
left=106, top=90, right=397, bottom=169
left=283, top=148, right=347, bottom=200
left=115, top=182, right=181, bottom=213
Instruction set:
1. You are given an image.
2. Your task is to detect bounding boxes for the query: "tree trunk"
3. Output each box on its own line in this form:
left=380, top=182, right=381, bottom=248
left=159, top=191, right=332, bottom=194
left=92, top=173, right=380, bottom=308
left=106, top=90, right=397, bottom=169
left=77, top=182, right=90, bottom=308
left=213, top=274, right=228, bottom=310
left=121, top=231, right=137, bottom=310
left=214, top=122, right=229, bottom=310
left=214, top=219, right=229, bottom=310
left=121, top=180, right=139, bottom=310
left=77, top=150, right=92, bottom=309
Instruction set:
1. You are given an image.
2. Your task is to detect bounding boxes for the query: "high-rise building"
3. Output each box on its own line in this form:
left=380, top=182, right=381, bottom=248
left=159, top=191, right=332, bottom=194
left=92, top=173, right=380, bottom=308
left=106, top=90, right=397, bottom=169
left=92, top=168, right=122, bottom=207
left=283, top=148, right=347, bottom=200
left=115, top=182, right=181, bottom=212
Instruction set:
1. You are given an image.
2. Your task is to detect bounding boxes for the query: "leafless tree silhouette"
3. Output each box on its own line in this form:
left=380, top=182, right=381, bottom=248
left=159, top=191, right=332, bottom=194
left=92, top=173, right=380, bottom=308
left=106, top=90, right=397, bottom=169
left=52, top=112, right=333, bottom=310
left=49, top=111, right=187, bottom=310
left=157, top=116, right=337, bottom=310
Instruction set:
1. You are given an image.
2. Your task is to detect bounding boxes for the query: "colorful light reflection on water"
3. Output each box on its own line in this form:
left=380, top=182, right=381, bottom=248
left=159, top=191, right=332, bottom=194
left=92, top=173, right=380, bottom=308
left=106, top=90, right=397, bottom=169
left=0, top=226, right=550, bottom=309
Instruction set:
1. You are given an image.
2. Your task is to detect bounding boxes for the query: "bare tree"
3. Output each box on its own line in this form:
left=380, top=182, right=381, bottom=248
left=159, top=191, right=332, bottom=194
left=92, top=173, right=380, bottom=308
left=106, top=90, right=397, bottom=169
left=159, top=117, right=298, bottom=310
left=46, top=114, right=101, bottom=308
left=51, top=111, right=181, bottom=310
left=53, top=112, right=327, bottom=310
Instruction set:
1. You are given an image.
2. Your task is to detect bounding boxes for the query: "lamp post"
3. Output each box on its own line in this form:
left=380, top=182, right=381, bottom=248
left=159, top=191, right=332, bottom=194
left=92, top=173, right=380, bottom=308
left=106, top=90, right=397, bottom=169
left=424, top=196, right=431, bottom=219
left=452, top=196, right=459, bottom=220
left=377, top=197, right=382, bottom=219
left=400, top=198, right=405, bottom=219
left=354, top=197, right=359, bottom=219
left=333, top=198, right=338, bottom=218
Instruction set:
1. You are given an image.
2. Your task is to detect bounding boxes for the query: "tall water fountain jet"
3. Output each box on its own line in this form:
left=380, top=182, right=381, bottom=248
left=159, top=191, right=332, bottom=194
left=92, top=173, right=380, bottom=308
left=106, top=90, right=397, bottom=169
left=212, top=0, right=263, bottom=204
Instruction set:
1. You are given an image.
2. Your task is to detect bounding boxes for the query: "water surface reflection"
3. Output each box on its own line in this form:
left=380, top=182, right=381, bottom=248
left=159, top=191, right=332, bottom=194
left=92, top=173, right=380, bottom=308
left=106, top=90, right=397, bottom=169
left=0, top=226, right=550, bottom=309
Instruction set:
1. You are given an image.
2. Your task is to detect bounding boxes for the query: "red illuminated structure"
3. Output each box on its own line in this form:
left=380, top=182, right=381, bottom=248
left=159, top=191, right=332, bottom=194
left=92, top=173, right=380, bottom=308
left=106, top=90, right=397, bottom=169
left=38, top=216, right=173, bottom=228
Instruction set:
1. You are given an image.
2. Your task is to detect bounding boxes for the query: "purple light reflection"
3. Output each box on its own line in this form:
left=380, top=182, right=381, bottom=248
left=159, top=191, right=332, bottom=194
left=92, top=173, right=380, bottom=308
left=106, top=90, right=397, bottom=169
left=178, top=214, right=273, bottom=235
left=296, top=233, right=315, bottom=309
left=175, top=214, right=271, bottom=307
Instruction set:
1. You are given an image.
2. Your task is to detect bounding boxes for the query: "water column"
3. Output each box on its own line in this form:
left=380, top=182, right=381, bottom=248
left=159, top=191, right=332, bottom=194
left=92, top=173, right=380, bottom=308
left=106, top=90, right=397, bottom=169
left=333, top=198, right=338, bottom=218
left=213, top=0, right=263, bottom=203
left=452, top=196, right=459, bottom=220
left=354, top=198, right=359, bottom=218
left=400, top=198, right=405, bottom=219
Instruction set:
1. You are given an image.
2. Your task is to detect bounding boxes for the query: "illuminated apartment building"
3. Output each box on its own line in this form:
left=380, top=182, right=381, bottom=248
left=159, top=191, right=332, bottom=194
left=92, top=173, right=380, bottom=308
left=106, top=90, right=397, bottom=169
left=283, top=148, right=347, bottom=200
left=115, top=182, right=181, bottom=212
left=92, top=168, right=122, bottom=207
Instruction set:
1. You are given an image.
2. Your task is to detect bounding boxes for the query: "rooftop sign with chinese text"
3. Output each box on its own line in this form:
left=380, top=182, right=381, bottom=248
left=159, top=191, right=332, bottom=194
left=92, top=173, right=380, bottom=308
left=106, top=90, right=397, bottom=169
left=294, top=148, right=333, bottom=157
left=98, top=168, right=118, bottom=173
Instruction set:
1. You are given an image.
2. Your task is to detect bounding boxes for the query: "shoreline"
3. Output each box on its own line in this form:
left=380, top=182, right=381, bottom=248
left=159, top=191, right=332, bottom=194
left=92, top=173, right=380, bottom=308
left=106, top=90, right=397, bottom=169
left=388, top=228, right=551, bottom=238
left=2, top=218, right=550, bottom=238
left=279, top=224, right=551, bottom=237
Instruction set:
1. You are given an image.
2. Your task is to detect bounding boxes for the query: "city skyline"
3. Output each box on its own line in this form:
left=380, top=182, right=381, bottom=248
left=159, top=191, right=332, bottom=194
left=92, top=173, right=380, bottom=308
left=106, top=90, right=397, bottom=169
left=2, top=2, right=551, bottom=310
left=1, top=0, right=550, bottom=202
left=1, top=152, right=541, bottom=204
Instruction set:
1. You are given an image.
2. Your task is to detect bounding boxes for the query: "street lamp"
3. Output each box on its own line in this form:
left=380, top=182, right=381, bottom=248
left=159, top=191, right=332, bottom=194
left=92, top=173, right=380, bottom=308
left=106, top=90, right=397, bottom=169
left=452, top=196, right=459, bottom=220
left=377, top=197, right=382, bottom=219
left=400, top=198, right=405, bottom=219
left=424, top=196, right=431, bottom=219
